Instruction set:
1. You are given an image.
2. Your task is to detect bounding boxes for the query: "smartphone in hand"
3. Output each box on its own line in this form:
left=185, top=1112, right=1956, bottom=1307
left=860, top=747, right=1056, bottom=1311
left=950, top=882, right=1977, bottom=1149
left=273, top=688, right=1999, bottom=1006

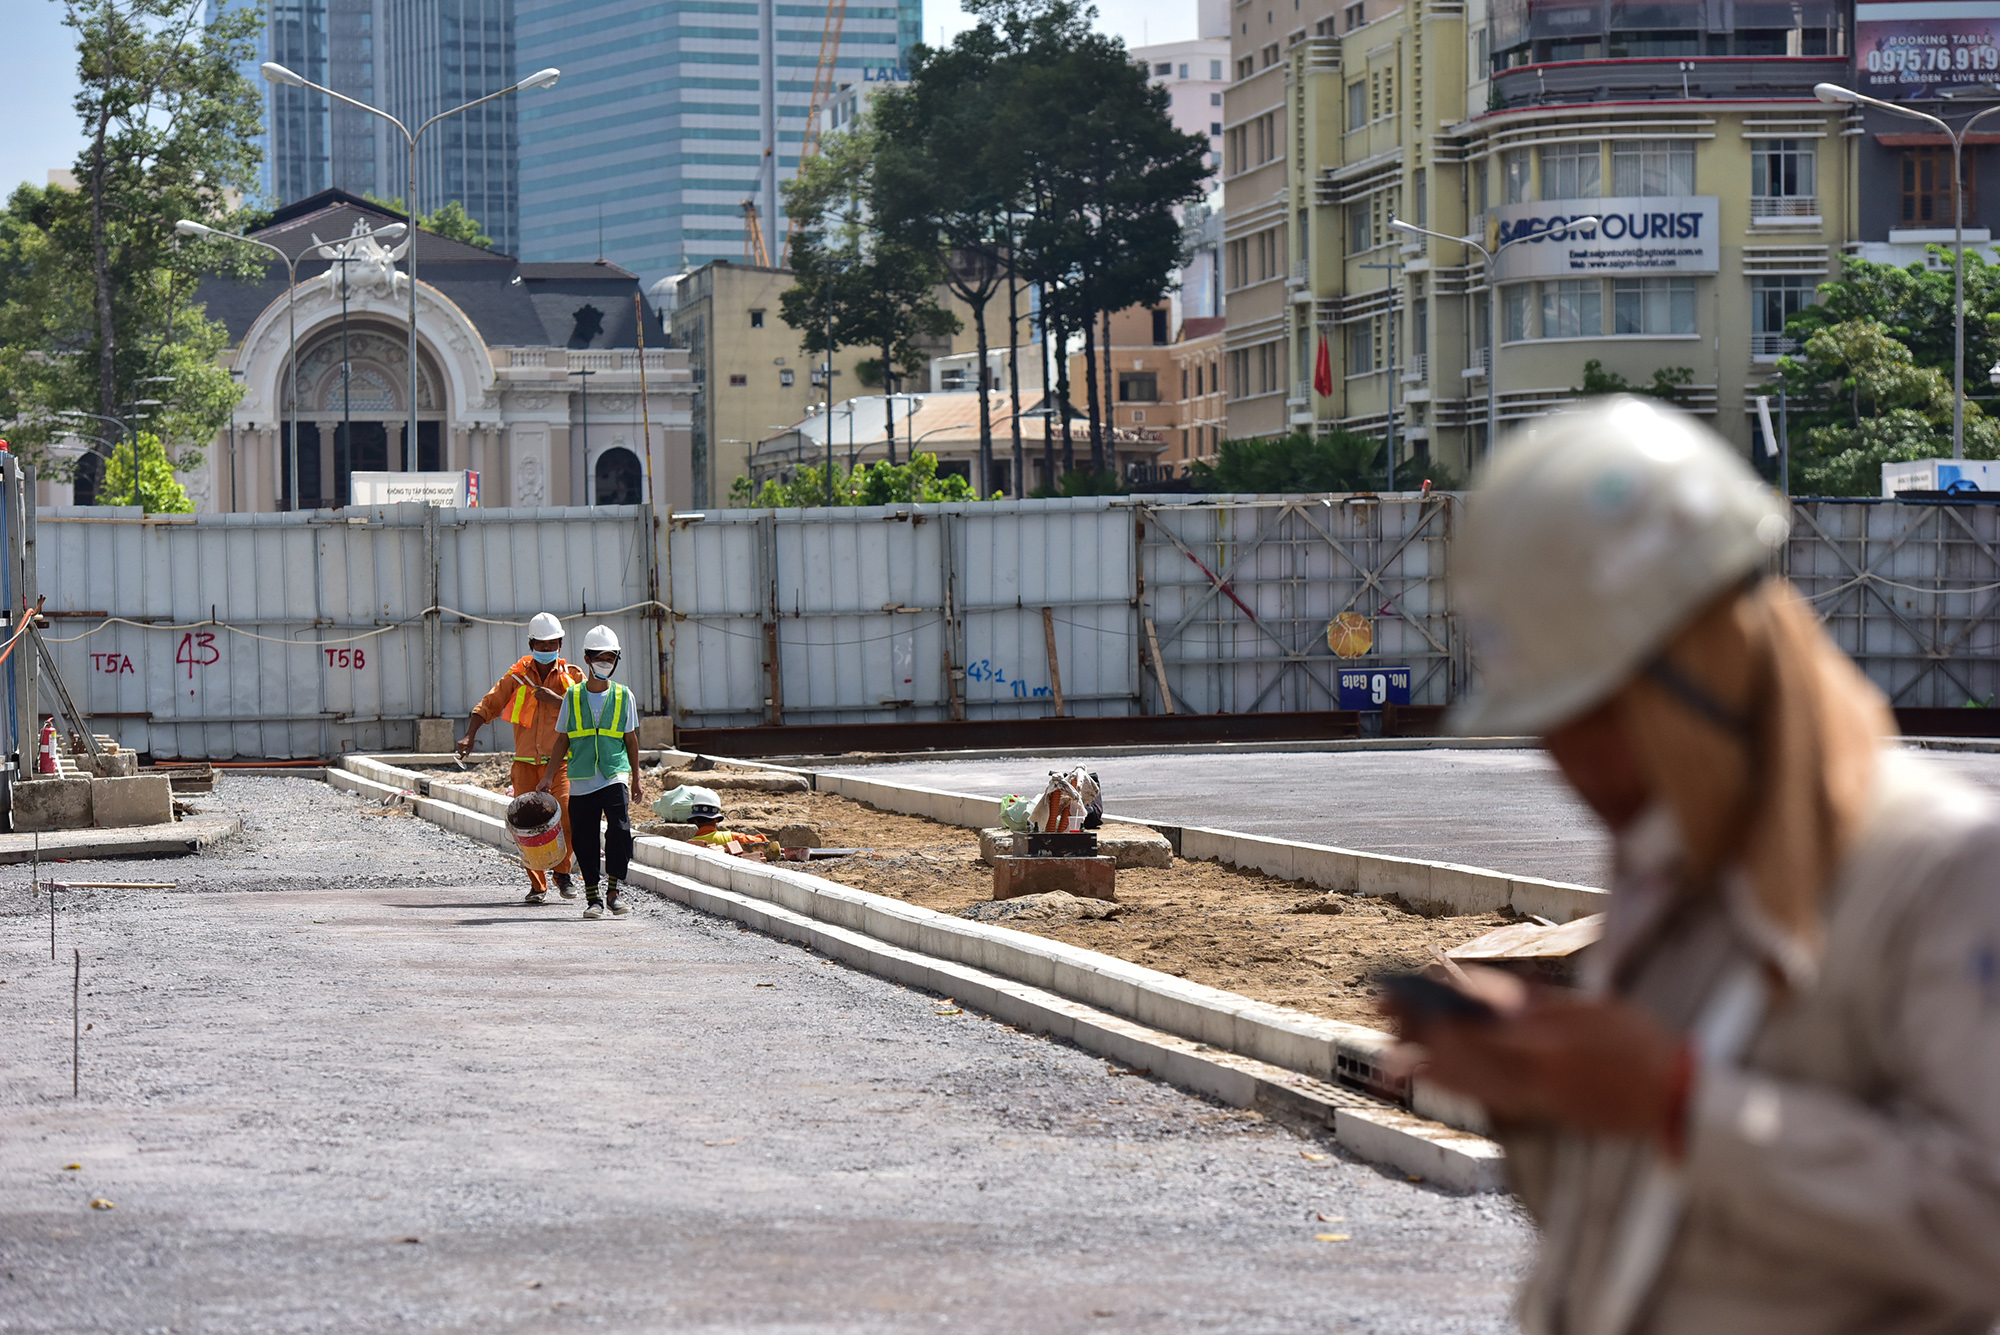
left=1376, top=970, right=1501, bottom=1025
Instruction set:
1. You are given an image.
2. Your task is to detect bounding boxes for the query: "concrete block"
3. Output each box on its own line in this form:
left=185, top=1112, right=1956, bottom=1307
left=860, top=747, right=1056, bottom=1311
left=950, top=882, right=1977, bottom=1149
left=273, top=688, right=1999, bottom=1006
left=1096, top=823, right=1173, bottom=869
left=90, top=751, right=138, bottom=778
left=1508, top=876, right=1612, bottom=925
left=993, top=855, right=1116, bottom=901
left=414, top=718, right=456, bottom=754
left=14, top=777, right=93, bottom=832
left=977, top=827, right=1023, bottom=863
left=637, top=715, right=675, bottom=749
left=90, top=775, right=173, bottom=828
left=1334, top=1105, right=1507, bottom=1193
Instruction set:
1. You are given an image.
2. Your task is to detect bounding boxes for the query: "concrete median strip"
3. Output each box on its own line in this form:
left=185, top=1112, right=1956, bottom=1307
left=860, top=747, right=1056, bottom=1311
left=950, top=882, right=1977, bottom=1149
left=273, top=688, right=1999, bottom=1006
left=333, top=755, right=1510, bottom=1191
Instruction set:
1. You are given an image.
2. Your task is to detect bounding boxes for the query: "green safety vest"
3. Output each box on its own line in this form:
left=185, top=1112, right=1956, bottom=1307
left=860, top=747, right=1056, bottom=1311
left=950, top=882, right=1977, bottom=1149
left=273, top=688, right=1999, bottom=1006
left=563, top=681, right=634, bottom=781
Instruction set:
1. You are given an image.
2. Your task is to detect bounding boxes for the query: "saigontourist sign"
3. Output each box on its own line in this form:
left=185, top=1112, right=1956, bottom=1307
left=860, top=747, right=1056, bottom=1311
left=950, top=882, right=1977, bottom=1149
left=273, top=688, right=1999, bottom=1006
left=1492, top=197, right=1720, bottom=279
left=1857, top=0, right=2000, bottom=100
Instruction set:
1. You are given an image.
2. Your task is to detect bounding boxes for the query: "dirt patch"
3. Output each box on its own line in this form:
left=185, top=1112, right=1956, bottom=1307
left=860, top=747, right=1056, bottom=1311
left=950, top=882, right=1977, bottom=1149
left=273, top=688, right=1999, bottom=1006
left=418, top=762, right=1508, bottom=1029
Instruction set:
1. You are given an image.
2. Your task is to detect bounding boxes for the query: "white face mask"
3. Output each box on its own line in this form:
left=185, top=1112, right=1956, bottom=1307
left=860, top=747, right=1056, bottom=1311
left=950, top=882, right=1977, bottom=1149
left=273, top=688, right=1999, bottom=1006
left=588, top=659, right=616, bottom=679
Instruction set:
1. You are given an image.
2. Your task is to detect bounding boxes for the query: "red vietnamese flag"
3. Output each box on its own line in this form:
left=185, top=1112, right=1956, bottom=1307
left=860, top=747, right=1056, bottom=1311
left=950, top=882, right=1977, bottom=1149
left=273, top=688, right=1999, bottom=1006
left=1312, top=333, right=1334, bottom=398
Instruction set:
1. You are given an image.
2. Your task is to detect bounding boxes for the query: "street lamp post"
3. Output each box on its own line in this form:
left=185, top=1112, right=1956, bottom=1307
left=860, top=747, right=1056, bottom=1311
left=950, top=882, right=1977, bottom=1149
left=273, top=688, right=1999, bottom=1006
left=178, top=219, right=314, bottom=507
left=1390, top=213, right=1599, bottom=462
left=320, top=224, right=408, bottom=503
left=261, top=62, right=559, bottom=479
left=1815, top=82, right=2000, bottom=459
left=53, top=408, right=152, bottom=507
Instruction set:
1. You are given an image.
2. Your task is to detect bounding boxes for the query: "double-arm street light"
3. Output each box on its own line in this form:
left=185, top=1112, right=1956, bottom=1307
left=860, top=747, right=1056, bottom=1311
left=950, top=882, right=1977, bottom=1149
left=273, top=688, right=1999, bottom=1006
left=1389, top=213, right=1599, bottom=461
left=259, top=61, right=560, bottom=475
left=179, top=219, right=406, bottom=511
left=53, top=406, right=158, bottom=507
left=1814, top=82, right=2000, bottom=459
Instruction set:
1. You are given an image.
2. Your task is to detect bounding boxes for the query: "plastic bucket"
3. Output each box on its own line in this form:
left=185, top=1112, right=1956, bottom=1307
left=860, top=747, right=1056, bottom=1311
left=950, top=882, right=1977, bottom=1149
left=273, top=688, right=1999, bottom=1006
left=506, top=792, right=569, bottom=872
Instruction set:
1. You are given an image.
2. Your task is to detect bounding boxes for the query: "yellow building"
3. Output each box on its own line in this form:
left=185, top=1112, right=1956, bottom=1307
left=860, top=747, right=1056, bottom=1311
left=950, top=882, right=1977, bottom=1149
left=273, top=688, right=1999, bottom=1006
left=665, top=260, right=870, bottom=506
left=1224, top=0, right=1855, bottom=474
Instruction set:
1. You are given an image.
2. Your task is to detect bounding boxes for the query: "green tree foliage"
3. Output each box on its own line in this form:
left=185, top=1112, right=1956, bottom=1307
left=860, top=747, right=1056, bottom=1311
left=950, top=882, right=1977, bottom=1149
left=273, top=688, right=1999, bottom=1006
left=364, top=195, right=493, bottom=249
left=1, top=1, right=261, bottom=492
left=96, top=430, right=193, bottom=511
left=1773, top=317, right=2000, bottom=495
left=1575, top=359, right=1697, bottom=404
left=1787, top=250, right=2000, bottom=394
left=779, top=125, right=957, bottom=464
left=1186, top=431, right=1465, bottom=494
left=727, top=452, right=994, bottom=508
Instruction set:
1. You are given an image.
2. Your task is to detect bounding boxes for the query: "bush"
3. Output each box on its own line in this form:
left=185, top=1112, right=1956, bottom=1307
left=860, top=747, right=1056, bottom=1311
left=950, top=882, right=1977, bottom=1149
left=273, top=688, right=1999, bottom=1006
left=726, top=450, right=997, bottom=507
left=1185, top=429, right=1460, bottom=493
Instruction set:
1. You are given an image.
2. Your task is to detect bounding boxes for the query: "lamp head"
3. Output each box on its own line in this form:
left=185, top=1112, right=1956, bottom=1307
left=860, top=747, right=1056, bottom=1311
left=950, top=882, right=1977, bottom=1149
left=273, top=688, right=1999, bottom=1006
left=261, top=61, right=306, bottom=87
left=518, top=67, right=561, bottom=91
left=1815, top=82, right=1858, bottom=105
left=1389, top=217, right=1420, bottom=235
left=175, top=219, right=215, bottom=238
left=1566, top=215, right=1601, bottom=231
left=370, top=222, right=408, bottom=240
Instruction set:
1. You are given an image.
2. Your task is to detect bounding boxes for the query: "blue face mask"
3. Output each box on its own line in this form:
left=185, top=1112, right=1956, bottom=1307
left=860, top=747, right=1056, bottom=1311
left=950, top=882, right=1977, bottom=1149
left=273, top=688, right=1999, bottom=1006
left=531, top=648, right=558, bottom=664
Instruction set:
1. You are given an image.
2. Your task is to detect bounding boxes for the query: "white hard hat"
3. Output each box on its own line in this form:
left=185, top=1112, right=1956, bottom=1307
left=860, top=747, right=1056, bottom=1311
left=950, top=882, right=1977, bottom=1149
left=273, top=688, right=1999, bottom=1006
left=527, top=612, right=563, bottom=641
left=1451, top=396, right=1790, bottom=737
left=582, top=624, right=621, bottom=655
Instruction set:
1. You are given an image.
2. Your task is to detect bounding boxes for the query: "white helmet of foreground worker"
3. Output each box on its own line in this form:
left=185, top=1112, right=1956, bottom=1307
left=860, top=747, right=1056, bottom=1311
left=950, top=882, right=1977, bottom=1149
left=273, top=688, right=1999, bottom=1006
left=1450, top=395, right=1791, bottom=737
left=582, top=625, right=621, bottom=655
left=527, top=611, right=563, bottom=641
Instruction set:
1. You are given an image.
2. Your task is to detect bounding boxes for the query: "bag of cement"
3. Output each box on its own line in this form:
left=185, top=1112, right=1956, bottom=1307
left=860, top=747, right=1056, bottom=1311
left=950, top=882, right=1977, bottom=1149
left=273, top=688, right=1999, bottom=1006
left=1000, top=794, right=1035, bottom=832
left=653, top=785, right=702, bottom=823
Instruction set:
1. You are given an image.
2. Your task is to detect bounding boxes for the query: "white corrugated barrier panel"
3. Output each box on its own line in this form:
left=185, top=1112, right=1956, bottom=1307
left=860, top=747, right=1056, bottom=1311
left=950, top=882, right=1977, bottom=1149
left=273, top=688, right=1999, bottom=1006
left=34, top=504, right=661, bottom=759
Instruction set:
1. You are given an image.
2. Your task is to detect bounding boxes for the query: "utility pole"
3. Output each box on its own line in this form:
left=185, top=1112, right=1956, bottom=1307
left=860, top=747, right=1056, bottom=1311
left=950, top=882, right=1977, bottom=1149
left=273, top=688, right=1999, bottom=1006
left=569, top=368, right=596, bottom=500
left=1358, top=258, right=1404, bottom=491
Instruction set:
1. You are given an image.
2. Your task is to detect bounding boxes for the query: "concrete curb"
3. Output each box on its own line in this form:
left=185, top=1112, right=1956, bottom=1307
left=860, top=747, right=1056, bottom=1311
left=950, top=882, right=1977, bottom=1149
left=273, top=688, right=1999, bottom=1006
left=0, top=814, right=243, bottom=864
left=336, top=754, right=1506, bottom=1189
left=785, top=736, right=1540, bottom=765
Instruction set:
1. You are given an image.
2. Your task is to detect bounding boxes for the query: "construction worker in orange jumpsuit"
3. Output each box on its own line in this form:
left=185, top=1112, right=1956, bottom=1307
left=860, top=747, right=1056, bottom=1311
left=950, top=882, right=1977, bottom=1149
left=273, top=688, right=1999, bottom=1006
left=457, top=611, right=586, bottom=904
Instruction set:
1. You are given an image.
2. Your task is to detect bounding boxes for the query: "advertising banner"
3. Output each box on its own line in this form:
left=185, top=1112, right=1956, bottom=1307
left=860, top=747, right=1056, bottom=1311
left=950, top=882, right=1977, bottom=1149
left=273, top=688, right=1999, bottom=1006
left=1492, top=196, right=1720, bottom=279
left=350, top=471, right=480, bottom=508
left=1857, top=1, right=2000, bottom=100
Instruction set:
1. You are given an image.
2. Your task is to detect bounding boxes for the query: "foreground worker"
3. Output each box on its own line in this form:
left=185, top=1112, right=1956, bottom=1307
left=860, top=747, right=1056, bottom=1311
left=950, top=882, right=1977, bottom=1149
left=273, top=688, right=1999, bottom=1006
left=459, top=612, right=585, bottom=903
left=1388, top=396, right=2000, bottom=1334
left=540, top=625, right=639, bottom=919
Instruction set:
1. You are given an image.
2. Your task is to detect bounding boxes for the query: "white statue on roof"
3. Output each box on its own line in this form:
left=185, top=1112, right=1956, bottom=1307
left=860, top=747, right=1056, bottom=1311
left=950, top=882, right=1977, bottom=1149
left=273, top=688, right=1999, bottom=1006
left=313, top=218, right=409, bottom=302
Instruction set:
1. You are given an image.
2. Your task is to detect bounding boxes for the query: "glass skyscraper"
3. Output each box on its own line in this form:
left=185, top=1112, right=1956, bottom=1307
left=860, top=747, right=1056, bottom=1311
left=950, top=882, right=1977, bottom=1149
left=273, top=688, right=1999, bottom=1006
left=514, top=0, right=922, bottom=284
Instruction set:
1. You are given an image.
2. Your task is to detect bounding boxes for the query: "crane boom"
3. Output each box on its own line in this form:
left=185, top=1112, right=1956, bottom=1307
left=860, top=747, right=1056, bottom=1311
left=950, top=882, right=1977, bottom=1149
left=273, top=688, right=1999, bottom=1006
left=782, top=0, right=849, bottom=263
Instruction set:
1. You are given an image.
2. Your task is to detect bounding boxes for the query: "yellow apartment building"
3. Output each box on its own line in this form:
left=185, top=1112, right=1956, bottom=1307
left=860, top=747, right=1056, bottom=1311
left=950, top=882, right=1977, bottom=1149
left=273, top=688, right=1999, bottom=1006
left=1223, top=0, right=1856, bottom=475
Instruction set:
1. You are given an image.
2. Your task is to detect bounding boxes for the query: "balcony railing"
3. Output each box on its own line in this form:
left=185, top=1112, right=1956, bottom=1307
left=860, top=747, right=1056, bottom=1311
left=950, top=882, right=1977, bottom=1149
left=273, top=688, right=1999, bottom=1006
left=1289, top=379, right=1313, bottom=405
left=1491, top=55, right=1850, bottom=112
left=1751, top=333, right=1799, bottom=360
left=1400, top=354, right=1428, bottom=384
left=1462, top=347, right=1490, bottom=379
left=1751, top=195, right=1819, bottom=220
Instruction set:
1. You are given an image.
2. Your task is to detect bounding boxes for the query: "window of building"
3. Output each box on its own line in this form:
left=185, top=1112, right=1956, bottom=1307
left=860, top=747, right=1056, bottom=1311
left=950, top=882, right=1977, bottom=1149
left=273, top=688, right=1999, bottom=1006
left=1259, top=342, right=1281, bottom=393
left=1612, top=278, right=1697, bottom=335
left=1348, top=200, right=1373, bottom=252
left=1540, top=142, right=1601, bottom=200
left=1902, top=147, right=1974, bottom=226
left=1345, top=1, right=1366, bottom=28
left=1212, top=121, right=1223, bottom=137
left=780, top=368, right=795, bottom=386
left=1262, top=42, right=1280, bottom=66
left=1287, top=26, right=1307, bottom=46
left=1751, top=139, right=1816, bottom=218
left=729, top=373, right=748, bottom=386
left=1612, top=141, right=1695, bottom=196
left=1179, top=63, right=1190, bottom=77
left=1120, top=369, right=1168, bottom=401
left=1412, top=168, right=1427, bottom=225
left=1347, top=81, right=1367, bottom=130
left=1752, top=274, right=1815, bottom=358
left=1502, top=148, right=1531, bottom=203
left=749, top=309, right=765, bottom=328
left=1475, top=26, right=1489, bottom=75
left=1236, top=55, right=1256, bottom=79
left=1211, top=59, right=1224, bottom=79
left=1346, top=323, right=1375, bottom=375
left=1316, top=17, right=1337, bottom=34
left=1152, top=308, right=1171, bottom=344
left=1181, top=367, right=1190, bottom=399
left=1541, top=279, right=1603, bottom=338
left=1155, top=62, right=1173, bottom=75
left=1474, top=160, right=1489, bottom=214
left=1502, top=284, right=1533, bottom=341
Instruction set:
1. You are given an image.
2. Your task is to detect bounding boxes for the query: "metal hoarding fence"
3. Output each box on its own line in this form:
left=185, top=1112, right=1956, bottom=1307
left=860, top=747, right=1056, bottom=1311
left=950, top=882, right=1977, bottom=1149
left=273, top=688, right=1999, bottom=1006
left=31, top=504, right=663, bottom=760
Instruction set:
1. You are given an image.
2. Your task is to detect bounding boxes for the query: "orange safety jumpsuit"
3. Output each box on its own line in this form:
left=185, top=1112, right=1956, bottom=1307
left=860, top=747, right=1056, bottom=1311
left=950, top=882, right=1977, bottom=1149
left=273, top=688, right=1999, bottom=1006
left=471, top=654, right=587, bottom=889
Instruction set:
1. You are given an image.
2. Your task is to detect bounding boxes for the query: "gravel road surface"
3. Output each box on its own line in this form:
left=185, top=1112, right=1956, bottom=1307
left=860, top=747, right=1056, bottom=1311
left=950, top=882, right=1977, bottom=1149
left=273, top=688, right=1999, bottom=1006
left=1, top=778, right=1530, bottom=1333
left=825, top=746, right=2000, bottom=887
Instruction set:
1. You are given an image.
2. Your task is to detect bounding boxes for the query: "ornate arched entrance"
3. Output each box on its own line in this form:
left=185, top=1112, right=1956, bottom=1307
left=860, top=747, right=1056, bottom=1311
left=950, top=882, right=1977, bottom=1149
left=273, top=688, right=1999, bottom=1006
left=282, top=323, right=447, bottom=506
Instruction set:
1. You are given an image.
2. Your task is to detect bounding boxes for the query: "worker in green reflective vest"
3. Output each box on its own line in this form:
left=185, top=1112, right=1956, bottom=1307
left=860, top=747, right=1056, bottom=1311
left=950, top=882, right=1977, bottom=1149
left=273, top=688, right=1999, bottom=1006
left=539, top=624, right=640, bottom=919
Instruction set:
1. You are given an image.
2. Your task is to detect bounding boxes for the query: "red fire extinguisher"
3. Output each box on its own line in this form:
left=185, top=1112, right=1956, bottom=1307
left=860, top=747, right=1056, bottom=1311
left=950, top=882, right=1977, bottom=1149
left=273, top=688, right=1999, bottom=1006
left=36, top=719, right=56, bottom=775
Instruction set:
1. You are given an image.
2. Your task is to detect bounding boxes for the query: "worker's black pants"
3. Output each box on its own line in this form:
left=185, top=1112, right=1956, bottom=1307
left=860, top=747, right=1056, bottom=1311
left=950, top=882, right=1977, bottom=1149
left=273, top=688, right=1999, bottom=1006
left=568, top=782, right=633, bottom=885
